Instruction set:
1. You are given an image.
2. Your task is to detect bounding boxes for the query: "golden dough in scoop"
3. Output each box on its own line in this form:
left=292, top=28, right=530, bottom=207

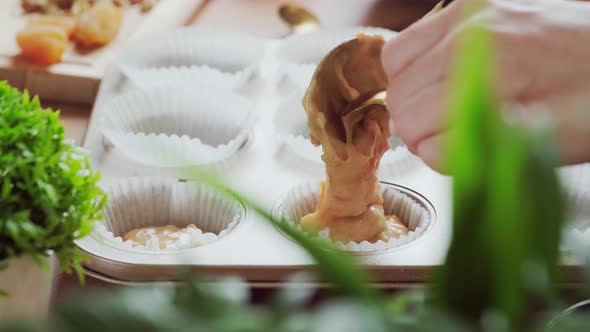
left=300, top=34, right=407, bottom=243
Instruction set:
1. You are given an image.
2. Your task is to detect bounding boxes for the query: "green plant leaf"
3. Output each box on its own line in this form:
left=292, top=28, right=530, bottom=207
left=0, top=81, right=106, bottom=282
left=434, top=4, right=563, bottom=329
left=392, top=308, right=477, bottom=332
left=182, top=168, right=379, bottom=302
left=546, top=311, right=590, bottom=332
left=385, top=289, right=426, bottom=317
left=0, top=321, right=42, bottom=332
left=434, top=15, right=497, bottom=321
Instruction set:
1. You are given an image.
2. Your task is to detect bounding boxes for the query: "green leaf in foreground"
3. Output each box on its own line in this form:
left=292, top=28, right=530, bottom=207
left=546, top=309, right=590, bottom=332
left=435, top=7, right=563, bottom=329
left=183, top=168, right=379, bottom=302
left=434, top=19, right=497, bottom=322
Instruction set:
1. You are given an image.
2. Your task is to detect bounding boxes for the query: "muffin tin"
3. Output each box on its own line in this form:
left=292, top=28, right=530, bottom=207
left=76, top=27, right=589, bottom=284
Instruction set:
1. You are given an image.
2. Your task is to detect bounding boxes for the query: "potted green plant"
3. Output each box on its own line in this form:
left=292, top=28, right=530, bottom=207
left=0, top=82, right=106, bottom=320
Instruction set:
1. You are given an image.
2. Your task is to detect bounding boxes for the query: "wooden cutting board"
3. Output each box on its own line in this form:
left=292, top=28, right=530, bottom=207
left=0, top=0, right=206, bottom=104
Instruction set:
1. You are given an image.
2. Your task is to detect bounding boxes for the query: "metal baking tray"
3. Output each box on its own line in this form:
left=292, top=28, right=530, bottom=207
left=76, top=33, right=588, bottom=285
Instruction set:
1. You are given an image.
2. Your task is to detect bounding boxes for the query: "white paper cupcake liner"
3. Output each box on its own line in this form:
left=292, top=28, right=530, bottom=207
left=559, top=163, right=590, bottom=228
left=558, top=163, right=590, bottom=258
left=279, top=63, right=317, bottom=93
left=274, top=91, right=421, bottom=177
left=93, top=177, right=245, bottom=253
left=118, top=27, right=267, bottom=75
left=561, top=227, right=590, bottom=261
left=120, top=65, right=250, bottom=92
left=276, top=27, right=397, bottom=67
left=100, top=85, right=256, bottom=168
left=272, top=181, right=434, bottom=253
left=275, top=27, right=397, bottom=91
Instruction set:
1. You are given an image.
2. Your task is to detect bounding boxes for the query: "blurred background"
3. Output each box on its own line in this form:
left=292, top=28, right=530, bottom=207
left=1, top=3, right=588, bottom=328
left=0, top=0, right=445, bottom=305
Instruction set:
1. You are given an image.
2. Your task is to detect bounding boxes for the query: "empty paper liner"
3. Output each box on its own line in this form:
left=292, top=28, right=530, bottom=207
left=121, top=65, right=249, bottom=92
left=276, top=27, right=397, bottom=67
left=118, top=27, right=267, bottom=74
left=100, top=85, right=256, bottom=167
left=275, top=27, right=397, bottom=89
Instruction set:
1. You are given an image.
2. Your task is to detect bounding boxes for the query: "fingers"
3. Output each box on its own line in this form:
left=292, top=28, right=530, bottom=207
left=417, top=89, right=590, bottom=171
left=381, top=0, right=463, bottom=80
left=382, top=0, right=467, bottom=163
left=534, top=91, right=590, bottom=165
left=387, top=33, right=455, bottom=110
left=381, top=0, right=496, bottom=173
left=416, top=132, right=451, bottom=174
left=388, top=80, right=449, bottom=153
left=387, top=4, right=497, bottom=105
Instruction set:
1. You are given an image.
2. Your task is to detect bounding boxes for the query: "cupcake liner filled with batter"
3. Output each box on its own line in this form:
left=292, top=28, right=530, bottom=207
left=93, top=177, right=245, bottom=253
left=273, top=181, right=433, bottom=253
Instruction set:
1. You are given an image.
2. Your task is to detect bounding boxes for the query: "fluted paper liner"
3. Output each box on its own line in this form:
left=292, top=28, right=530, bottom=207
left=121, top=65, right=250, bottom=92
left=279, top=63, right=317, bottom=93
left=274, top=91, right=421, bottom=177
left=277, top=27, right=397, bottom=67
left=559, top=163, right=590, bottom=228
left=559, top=163, right=590, bottom=256
left=273, top=181, right=433, bottom=252
left=100, top=85, right=255, bottom=167
left=562, top=227, right=590, bottom=258
left=93, top=177, right=245, bottom=252
left=118, top=27, right=267, bottom=75
left=276, top=27, right=397, bottom=88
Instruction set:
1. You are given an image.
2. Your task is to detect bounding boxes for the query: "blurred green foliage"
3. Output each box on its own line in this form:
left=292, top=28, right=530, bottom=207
left=0, top=82, right=107, bottom=280
left=188, top=170, right=379, bottom=302
left=434, top=20, right=564, bottom=329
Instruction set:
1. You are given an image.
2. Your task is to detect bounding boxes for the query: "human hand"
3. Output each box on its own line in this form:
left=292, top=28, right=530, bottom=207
left=382, top=0, right=590, bottom=171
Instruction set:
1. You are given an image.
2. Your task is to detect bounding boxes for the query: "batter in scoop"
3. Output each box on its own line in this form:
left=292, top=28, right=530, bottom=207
left=300, top=34, right=408, bottom=243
